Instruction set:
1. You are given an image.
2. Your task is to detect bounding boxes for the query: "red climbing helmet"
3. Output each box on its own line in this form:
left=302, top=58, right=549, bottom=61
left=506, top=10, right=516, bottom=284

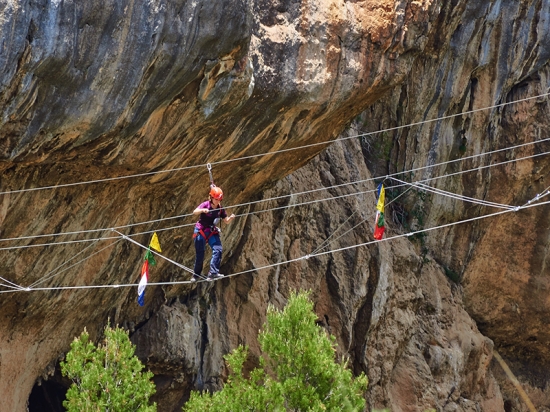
left=210, top=186, right=223, bottom=200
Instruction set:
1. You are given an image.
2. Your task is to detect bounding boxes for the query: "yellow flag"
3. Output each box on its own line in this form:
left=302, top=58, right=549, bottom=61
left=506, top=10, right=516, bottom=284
left=376, top=184, right=385, bottom=213
left=149, top=232, right=162, bottom=252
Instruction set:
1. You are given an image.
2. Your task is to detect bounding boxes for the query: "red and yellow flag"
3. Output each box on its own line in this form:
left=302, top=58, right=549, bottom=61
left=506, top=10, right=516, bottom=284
left=374, top=183, right=385, bottom=240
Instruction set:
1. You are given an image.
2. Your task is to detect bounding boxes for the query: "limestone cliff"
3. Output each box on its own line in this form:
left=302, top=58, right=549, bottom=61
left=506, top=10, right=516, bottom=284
left=0, top=0, right=548, bottom=411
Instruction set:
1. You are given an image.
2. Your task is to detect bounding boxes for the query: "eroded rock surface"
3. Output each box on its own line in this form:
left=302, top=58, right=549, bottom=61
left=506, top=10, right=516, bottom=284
left=355, top=1, right=550, bottom=407
left=0, top=0, right=548, bottom=411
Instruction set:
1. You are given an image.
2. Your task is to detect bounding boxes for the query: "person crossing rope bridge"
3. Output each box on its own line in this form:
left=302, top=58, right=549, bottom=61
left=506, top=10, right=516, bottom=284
left=1, top=195, right=549, bottom=294
left=191, top=184, right=235, bottom=282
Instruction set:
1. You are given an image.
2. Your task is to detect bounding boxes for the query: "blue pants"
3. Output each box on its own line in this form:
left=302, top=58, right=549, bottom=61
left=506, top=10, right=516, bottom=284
left=193, top=228, right=223, bottom=276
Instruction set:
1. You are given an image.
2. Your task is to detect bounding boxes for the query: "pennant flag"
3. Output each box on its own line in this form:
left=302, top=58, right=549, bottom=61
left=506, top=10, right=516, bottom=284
left=144, top=249, right=156, bottom=266
left=373, top=211, right=385, bottom=240
left=137, top=260, right=149, bottom=306
left=374, top=183, right=386, bottom=240
left=376, top=183, right=385, bottom=213
left=137, top=235, right=162, bottom=306
left=150, top=232, right=162, bottom=252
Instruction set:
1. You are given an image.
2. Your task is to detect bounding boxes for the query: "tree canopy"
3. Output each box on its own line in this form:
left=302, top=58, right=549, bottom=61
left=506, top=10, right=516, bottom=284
left=184, top=290, right=368, bottom=411
left=61, top=323, right=156, bottom=412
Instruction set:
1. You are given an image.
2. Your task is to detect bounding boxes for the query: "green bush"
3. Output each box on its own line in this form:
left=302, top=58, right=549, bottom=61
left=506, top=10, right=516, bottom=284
left=184, top=290, right=368, bottom=411
left=61, top=323, right=156, bottom=412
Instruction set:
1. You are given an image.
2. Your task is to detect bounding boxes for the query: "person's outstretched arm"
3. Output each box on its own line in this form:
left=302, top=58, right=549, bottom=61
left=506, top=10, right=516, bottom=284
left=193, top=206, right=209, bottom=215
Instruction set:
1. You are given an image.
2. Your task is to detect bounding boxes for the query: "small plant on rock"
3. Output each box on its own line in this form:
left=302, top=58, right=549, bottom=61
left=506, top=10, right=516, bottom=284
left=61, top=323, right=156, bottom=412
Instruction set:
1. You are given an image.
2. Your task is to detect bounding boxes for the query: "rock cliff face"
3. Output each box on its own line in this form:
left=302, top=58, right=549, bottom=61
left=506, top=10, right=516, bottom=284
left=0, top=0, right=549, bottom=411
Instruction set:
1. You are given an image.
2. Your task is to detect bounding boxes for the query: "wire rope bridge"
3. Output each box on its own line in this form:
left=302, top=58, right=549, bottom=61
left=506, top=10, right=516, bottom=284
left=0, top=92, right=549, bottom=297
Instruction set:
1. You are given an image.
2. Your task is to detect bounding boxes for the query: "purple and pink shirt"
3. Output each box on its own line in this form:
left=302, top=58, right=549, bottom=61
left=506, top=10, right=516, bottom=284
left=195, top=200, right=227, bottom=230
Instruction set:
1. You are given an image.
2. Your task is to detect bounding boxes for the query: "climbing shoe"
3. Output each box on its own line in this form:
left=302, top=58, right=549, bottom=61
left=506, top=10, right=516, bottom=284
left=207, top=273, right=224, bottom=281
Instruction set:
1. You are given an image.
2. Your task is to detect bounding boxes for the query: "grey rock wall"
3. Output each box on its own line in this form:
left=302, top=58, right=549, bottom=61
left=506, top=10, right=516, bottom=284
left=0, top=0, right=548, bottom=411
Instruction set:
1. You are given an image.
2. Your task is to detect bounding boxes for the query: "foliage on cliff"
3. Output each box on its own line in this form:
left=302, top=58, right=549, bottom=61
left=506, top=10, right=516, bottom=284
left=184, top=290, right=368, bottom=411
left=61, top=324, right=156, bottom=412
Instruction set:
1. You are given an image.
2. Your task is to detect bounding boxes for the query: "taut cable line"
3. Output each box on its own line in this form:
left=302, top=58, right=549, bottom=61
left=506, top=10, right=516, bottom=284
left=2, top=197, right=548, bottom=294
left=0, top=92, right=548, bottom=197
left=18, top=159, right=549, bottom=288
left=27, top=237, right=122, bottom=289
left=389, top=177, right=516, bottom=210
left=0, top=144, right=548, bottom=249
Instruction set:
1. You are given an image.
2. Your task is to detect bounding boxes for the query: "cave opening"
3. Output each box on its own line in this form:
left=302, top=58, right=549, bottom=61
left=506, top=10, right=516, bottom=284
left=28, top=376, right=67, bottom=412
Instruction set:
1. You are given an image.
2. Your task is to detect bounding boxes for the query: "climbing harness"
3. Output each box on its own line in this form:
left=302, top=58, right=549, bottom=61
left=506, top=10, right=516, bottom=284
left=193, top=227, right=220, bottom=242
